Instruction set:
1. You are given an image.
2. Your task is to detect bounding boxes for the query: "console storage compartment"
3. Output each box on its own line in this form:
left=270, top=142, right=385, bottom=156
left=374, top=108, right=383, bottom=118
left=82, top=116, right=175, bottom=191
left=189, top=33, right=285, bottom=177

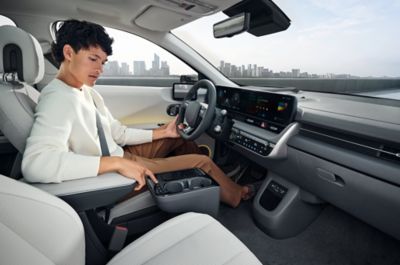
left=147, top=168, right=220, bottom=216
left=253, top=173, right=323, bottom=238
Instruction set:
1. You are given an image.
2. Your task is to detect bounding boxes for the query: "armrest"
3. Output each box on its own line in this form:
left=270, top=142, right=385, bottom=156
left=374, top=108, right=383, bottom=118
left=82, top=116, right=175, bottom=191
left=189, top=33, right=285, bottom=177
left=25, top=173, right=136, bottom=211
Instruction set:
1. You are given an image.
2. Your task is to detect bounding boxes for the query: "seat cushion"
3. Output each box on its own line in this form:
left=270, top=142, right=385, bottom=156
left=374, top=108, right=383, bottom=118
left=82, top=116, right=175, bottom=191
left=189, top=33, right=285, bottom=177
left=0, top=175, right=85, bottom=265
left=108, top=212, right=261, bottom=265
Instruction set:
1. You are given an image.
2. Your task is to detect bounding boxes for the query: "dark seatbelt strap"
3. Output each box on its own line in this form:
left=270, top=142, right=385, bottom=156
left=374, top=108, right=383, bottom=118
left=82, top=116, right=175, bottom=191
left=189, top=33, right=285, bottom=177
left=95, top=110, right=110, bottom=156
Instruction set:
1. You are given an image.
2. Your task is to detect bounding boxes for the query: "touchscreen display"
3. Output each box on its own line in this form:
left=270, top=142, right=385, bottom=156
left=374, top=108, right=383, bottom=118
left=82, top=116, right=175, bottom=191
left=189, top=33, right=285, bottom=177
left=217, top=87, right=296, bottom=126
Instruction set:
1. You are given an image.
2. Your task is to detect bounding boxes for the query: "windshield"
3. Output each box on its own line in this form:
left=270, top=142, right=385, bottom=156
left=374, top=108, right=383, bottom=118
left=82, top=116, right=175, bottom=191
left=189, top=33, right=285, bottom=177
left=173, top=1, right=400, bottom=100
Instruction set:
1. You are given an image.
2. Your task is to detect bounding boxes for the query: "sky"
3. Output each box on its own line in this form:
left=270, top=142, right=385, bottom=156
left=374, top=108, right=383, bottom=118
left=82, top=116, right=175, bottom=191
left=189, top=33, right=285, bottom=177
left=173, top=0, right=400, bottom=77
left=1, top=0, right=399, bottom=77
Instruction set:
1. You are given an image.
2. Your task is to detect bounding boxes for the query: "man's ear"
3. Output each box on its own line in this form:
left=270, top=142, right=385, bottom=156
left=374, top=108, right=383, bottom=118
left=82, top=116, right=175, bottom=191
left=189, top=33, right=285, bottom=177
left=63, top=44, right=74, bottom=61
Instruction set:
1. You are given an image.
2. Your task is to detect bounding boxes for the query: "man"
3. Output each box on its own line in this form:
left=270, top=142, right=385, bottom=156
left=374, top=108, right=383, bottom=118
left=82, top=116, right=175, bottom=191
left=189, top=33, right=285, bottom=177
left=22, top=20, right=250, bottom=207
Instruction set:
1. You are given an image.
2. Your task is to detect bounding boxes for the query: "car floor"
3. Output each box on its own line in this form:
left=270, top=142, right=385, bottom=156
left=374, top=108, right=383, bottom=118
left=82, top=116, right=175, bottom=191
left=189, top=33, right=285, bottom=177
left=217, top=201, right=400, bottom=265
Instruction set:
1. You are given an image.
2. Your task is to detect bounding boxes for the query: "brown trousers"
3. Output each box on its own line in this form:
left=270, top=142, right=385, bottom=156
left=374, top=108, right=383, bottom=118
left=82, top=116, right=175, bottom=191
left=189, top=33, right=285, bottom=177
left=123, top=138, right=243, bottom=207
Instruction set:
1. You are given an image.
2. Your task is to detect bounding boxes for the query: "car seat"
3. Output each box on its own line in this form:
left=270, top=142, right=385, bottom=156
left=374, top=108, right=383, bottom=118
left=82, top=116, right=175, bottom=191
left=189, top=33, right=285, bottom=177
left=0, top=174, right=261, bottom=264
left=0, top=24, right=156, bottom=224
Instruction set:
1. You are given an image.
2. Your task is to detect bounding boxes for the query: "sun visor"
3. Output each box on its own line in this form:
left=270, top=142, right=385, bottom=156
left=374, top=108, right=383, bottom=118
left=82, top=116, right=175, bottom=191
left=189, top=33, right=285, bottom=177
left=134, top=6, right=192, bottom=31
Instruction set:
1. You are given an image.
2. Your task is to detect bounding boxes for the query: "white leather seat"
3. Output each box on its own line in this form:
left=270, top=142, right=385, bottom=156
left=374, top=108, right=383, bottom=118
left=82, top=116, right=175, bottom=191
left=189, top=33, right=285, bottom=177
left=0, top=24, right=157, bottom=217
left=0, top=25, right=42, bottom=154
left=0, top=175, right=262, bottom=265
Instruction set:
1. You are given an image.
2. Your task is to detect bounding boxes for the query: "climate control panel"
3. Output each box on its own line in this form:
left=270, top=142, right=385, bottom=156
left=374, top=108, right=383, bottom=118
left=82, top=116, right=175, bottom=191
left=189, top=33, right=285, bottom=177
left=229, top=128, right=274, bottom=156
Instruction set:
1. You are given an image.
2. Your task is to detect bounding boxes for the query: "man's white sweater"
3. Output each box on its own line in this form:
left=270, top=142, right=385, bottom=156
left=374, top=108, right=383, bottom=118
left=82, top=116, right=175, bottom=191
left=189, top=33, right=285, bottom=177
left=22, top=79, right=153, bottom=183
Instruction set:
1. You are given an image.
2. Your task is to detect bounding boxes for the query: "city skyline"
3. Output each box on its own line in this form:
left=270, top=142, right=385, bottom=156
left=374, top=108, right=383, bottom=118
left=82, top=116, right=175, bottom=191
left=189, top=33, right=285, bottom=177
left=103, top=54, right=368, bottom=79
left=103, top=53, right=170, bottom=76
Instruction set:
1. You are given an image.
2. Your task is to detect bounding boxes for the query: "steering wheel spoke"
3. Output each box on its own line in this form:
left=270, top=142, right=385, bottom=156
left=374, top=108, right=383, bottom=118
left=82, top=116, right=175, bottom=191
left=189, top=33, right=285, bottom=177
left=183, top=125, right=194, bottom=134
left=199, top=102, right=208, bottom=118
left=177, top=79, right=217, bottom=140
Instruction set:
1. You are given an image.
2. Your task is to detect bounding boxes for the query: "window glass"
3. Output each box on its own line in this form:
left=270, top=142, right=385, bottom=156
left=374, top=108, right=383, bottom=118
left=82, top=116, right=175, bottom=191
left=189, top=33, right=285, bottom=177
left=173, top=1, right=400, bottom=100
left=98, top=27, right=197, bottom=87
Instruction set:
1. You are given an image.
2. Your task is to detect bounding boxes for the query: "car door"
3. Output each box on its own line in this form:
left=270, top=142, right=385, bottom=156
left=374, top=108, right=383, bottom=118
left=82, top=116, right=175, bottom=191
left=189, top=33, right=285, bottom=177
left=93, top=27, right=198, bottom=130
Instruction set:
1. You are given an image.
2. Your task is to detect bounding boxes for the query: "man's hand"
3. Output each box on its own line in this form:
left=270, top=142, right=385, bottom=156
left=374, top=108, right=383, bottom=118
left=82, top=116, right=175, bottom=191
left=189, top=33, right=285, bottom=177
left=153, top=116, right=182, bottom=140
left=117, top=159, right=158, bottom=190
left=99, top=157, right=158, bottom=190
left=164, top=116, right=180, bottom=138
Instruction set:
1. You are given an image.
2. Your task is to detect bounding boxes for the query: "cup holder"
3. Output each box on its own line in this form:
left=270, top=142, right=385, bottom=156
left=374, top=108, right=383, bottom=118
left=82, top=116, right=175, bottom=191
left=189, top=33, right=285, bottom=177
left=189, top=177, right=212, bottom=190
left=148, top=168, right=220, bottom=216
left=164, top=181, right=185, bottom=194
left=155, top=177, right=213, bottom=195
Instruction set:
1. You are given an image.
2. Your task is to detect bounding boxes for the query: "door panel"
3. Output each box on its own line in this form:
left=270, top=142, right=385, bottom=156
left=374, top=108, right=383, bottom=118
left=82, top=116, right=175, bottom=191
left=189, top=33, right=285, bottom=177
left=95, top=85, right=178, bottom=129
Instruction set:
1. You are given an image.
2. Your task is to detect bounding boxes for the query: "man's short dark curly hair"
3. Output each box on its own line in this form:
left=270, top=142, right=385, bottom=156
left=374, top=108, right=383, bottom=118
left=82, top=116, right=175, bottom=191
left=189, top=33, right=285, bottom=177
left=51, top=19, right=114, bottom=64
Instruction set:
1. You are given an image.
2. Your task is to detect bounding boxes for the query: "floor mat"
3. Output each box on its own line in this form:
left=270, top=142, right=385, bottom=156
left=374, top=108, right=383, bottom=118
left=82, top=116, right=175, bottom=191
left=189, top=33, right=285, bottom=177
left=217, top=201, right=400, bottom=265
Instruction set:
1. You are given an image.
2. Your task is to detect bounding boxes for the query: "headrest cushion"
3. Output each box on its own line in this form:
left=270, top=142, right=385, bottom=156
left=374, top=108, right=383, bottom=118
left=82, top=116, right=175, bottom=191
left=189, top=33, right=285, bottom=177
left=0, top=25, right=44, bottom=84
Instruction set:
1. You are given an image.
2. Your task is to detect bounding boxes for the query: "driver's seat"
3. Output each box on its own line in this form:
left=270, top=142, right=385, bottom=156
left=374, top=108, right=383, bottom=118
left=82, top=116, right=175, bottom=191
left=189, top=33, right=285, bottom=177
left=0, top=174, right=262, bottom=264
left=0, top=24, right=156, bottom=222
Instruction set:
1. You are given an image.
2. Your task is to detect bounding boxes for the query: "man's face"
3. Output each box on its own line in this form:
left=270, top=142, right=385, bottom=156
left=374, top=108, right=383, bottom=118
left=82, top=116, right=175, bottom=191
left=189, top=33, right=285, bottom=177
left=67, top=45, right=108, bottom=87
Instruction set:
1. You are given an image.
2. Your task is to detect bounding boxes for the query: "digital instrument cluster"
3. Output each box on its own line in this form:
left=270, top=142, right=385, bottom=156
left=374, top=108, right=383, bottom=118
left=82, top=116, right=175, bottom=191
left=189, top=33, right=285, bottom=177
left=217, top=87, right=296, bottom=133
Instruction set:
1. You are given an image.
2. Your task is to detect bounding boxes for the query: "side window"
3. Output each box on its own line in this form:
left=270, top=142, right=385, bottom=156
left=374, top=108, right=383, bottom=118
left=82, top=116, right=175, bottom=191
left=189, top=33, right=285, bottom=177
left=99, top=27, right=197, bottom=87
left=0, top=15, right=16, bottom=26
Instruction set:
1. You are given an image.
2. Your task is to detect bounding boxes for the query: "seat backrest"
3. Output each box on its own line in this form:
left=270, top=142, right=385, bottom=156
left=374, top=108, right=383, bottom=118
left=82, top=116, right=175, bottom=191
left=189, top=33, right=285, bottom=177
left=0, top=174, right=85, bottom=265
left=0, top=25, right=44, bottom=153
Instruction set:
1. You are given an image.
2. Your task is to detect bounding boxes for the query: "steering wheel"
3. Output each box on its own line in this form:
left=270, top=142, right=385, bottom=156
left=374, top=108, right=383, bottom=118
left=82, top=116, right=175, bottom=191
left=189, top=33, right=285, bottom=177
left=176, top=79, right=217, bottom=140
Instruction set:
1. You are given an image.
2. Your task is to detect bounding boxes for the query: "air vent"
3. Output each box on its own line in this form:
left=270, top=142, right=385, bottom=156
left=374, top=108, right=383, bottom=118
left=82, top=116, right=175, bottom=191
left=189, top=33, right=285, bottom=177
left=300, top=124, right=400, bottom=165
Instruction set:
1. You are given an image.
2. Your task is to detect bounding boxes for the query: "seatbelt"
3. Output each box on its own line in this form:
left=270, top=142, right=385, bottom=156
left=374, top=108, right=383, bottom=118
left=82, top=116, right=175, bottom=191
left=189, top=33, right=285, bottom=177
left=95, top=110, right=110, bottom=156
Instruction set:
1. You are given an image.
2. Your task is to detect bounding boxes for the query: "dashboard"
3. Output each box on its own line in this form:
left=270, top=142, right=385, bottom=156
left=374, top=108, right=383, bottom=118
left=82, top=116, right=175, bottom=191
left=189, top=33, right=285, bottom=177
left=212, top=85, right=400, bottom=240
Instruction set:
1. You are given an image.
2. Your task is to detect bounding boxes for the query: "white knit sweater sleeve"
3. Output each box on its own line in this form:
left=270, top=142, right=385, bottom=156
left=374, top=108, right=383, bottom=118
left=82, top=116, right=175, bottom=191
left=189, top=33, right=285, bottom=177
left=22, top=90, right=100, bottom=183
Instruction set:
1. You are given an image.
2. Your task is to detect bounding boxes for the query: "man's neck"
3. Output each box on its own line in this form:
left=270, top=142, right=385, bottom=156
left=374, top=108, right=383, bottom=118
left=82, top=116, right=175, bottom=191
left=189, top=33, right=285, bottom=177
left=56, top=63, right=83, bottom=90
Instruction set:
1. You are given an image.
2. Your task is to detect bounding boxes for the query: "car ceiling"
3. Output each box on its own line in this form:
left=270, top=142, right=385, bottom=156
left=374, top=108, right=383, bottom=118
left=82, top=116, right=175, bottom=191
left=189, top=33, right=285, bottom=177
left=1, top=0, right=240, bottom=38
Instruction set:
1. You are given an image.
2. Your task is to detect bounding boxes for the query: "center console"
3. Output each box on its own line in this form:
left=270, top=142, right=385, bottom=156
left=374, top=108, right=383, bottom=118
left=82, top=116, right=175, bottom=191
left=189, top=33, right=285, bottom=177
left=253, top=173, right=324, bottom=239
left=146, top=168, right=220, bottom=217
left=211, top=86, right=299, bottom=160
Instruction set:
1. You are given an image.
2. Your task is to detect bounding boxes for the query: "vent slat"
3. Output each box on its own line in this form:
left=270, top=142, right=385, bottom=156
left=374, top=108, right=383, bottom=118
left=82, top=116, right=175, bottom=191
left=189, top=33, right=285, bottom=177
left=300, top=124, right=400, bottom=164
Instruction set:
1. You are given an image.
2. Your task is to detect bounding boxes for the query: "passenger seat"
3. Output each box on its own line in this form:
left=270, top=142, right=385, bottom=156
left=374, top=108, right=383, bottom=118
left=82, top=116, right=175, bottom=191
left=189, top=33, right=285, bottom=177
left=0, top=174, right=262, bottom=265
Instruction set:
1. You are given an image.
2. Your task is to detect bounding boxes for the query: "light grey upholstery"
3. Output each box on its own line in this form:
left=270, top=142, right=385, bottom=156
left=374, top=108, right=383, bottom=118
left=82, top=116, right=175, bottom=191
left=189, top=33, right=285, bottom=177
left=0, top=25, right=43, bottom=153
left=108, top=211, right=262, bottom=265
left=0, top=25, right=44, bottom=85
left=0, top=174, right=262, bottom=265
left=0, top=175, right=85, bottom=265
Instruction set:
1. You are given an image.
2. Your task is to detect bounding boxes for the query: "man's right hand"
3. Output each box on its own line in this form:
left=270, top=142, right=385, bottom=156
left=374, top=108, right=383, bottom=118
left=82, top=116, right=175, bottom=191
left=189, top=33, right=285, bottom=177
left=99, top=157, right=158, bottom=190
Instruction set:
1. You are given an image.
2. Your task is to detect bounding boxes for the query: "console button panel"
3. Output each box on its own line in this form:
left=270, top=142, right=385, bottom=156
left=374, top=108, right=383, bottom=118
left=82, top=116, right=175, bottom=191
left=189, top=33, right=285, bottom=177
left=229, top=128, right=273, bottom=156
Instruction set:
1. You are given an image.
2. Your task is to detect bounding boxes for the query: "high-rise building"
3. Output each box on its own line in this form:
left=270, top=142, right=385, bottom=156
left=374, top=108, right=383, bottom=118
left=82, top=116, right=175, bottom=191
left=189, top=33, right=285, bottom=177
left=120, top=62, right=130, bottom=75
left=220, top=61, right=225, bottom=72
left=161, top=61, right=170, bottom=76
left=247, top=64, right=252, bottom=77
left=103, top=60, right=119, bottom=76
left=133, top=61, right=146, bottom=76
left=223, top=63, right=231, bottom=76
left=292, top=69, right=300, bottom=78
left=151, top=53, right=160, bottom=74
left=257, top=67, right=264, bottom=77
left=252, top=64, right=257, bottom=77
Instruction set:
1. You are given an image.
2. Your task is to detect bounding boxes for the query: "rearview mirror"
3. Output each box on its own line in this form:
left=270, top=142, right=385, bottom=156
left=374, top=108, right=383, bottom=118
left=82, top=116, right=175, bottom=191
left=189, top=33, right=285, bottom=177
left=213, top=13, right=250, bottom=38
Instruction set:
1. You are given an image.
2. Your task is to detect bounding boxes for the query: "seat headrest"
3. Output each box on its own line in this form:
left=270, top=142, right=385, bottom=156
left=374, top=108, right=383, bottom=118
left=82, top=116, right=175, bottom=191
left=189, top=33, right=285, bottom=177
left=0, top=25, right=44, bottom=85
